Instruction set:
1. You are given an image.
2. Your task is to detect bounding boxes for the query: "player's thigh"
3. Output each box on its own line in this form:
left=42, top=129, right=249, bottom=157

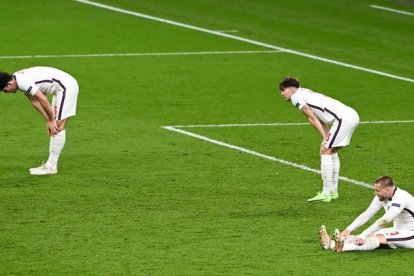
left=328, top=117, right=358, bottom=148
left=52, top=81, right=79, bottom=121
left=380, top=229, right=414, bottom=249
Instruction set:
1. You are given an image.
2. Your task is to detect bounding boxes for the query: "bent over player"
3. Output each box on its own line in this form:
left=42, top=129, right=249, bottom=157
left=279, top=77, right=359, bottom=202
left=319, top=176, right=414, bottom=252
left=0, top=66, right=79, bottom=175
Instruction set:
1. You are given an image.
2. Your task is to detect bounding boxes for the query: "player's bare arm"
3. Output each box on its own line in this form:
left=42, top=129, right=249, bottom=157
left=320, top=121, right=329, bottom=137
left=33, top=90, right=60, bottom=136
left=301, top=104, right=328, bottom=141
left=25, top=94, right=49, bottom=121
left=361, top=213, right=396, bottom=236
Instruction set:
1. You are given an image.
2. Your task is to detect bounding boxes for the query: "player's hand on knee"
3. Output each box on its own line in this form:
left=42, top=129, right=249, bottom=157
left=320, top=143, right=330, bottom=154
left=47, top=120, right=60, bottom=136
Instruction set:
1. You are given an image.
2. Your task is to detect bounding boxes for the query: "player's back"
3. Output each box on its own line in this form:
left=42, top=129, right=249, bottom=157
left=22, top=66, right=74, bottom=82
left=14, top=66, right=75, bottom=95
left=299, top=88, right=350, bottom=112
left=391, top=188, right=414, bottom=230
left=292, top=88, right=355, bottom=123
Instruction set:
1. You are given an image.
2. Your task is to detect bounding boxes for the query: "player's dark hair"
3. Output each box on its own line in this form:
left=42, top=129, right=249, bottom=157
left=279, top=77, right=300, bottom=91
left=0, top=71, right=13, bottom=91
left=375, top=176, right=394, bottom=187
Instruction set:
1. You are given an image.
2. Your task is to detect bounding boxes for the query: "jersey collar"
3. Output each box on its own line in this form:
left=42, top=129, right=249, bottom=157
left=390, top=187, right=398, bottom=201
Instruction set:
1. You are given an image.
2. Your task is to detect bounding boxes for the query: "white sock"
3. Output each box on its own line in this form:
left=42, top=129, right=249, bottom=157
left=321, top=155, right=334, bottom=196
left=332, top=153, right=340, bottom=194
left=330, top=240, right=335, bottom=250
left=46, top=130, right=66, bottom=169
left=331, top=235, right=356, bottom=249
left=342, top=235, right=380, bottom=251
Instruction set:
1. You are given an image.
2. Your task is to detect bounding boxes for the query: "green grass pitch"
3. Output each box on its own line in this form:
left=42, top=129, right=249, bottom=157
left=1, top=0, right=414, bottom=274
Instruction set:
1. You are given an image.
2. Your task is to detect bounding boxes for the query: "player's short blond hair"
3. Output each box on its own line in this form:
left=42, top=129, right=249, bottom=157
left=374, top=176, right=394, bottom=188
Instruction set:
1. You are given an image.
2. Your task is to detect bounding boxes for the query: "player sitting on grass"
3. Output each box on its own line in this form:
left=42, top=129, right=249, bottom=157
left=279, top=77, right=359, bottom=202
left=319, top=176, right=414, bottom=252
left=0, top=66, right=79, bottom=175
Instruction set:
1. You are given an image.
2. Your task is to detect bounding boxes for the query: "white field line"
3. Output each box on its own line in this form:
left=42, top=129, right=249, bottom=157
left=0, top=50, right=282, bottom=60
left=169, top=120, right=414, bottom=128
left=370, top=5, right=414, bottom=16
left=163, top=126, right=373, bottom=189
left=163, top=120, right=414, bottom=189
left=74, top=0, right=414, bottom=84
left=215, top=30, right=239, bottom=33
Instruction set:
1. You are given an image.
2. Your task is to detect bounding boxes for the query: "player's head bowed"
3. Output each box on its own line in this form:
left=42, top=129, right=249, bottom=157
left=0, top=71, right=13, bottom=92
left=374, top=175, right=394, bottom=188
left=279, top=77, right=300, bottom=91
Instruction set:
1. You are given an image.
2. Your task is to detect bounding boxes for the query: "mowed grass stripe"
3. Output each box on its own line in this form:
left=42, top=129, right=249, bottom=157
left=73, top=0, right=414, bottom=83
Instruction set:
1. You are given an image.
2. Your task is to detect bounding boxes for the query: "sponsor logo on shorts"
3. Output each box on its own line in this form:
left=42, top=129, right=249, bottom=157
left=392, top=203, right=401, bottom=208
left=27, top=86, right=32, bottom=93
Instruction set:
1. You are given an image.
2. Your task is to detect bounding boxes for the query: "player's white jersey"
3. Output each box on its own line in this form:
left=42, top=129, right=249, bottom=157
left=13, top=66, right=76, bottom=96
left=348, top=187, right=414, bottom=233
left=377, top=188, right=414, bottom=231
left=290, top=88, right=355, bottom=124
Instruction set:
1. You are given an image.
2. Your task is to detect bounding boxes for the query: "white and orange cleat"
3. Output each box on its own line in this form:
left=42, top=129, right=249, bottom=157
left=332, top=228, right=344, bottom=253
left=319, top=225, right=331, bottom=250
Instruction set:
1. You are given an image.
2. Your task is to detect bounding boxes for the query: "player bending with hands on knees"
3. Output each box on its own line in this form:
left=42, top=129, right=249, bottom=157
left=319, top=176, right=414, bottom=252
left=0, top=66, right=79, bottom=175
left=279, top=77, right=359, bottom=202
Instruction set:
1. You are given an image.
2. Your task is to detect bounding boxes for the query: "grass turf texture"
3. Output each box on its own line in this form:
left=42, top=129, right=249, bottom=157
left=1, top=0, right=414, bottom=274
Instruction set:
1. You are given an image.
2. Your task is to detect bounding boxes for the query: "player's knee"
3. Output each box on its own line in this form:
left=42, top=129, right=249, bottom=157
left=320, top=147, right=341, bottom=155
left=57, top=118, right=68, bottom=130
left=320, top=147, right=332, bottom=155
left=376, top=234, right=388, bottom=245
left=331, top=147, right=341, bottom=154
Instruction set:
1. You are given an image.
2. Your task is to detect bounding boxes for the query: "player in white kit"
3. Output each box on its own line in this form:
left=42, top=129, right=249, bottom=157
left=279, top=77, right=359, bottom=202
left=319, top=176, right=414, bottom=252
left=0, top=66, right=79, bottom=175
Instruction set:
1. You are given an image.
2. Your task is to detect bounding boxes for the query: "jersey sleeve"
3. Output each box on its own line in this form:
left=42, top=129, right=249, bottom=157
left=361, top=209, right=400, bottom=236
left=290, top=93, right=306, bottom=110
left=15, top=73, right=39, bottom=96
left=346, top=196, right=382, bottom=232
left=381, top=194, right=408, bottom=222
left=360, top=194, right=407, bottom=236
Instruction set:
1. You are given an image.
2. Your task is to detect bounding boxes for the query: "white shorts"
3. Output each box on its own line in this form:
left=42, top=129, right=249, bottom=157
left=376, top=228, right=414, bottom=249
left=325, top=108, right=359, bottom=148
left=51, top=76, right=79, bottom=120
